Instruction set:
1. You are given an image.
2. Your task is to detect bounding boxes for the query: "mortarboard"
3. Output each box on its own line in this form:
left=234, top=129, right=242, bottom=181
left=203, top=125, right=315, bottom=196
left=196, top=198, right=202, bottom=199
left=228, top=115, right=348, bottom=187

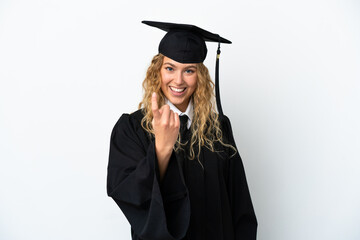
left=142, top=20, right=231, bottom=116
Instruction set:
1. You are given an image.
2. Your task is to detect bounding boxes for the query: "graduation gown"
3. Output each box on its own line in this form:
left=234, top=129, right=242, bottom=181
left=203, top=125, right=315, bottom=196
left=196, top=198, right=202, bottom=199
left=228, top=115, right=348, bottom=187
left=107, top=109, right=257, bottom=240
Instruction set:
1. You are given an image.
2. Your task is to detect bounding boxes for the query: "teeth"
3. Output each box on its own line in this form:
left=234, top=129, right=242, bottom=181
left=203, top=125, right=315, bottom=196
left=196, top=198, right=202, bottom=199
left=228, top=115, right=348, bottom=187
left=170, top=87, right=185, bottom=92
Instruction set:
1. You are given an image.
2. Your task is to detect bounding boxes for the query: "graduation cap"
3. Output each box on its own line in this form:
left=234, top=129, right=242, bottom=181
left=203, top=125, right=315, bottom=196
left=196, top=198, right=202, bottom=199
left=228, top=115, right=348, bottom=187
left=142, top=20, right=231, bottom=116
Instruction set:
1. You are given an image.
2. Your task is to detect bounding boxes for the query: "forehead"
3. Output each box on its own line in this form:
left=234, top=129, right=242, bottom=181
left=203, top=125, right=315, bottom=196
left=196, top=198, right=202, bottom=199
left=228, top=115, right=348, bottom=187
left=162, top=56, right=197, bottom=67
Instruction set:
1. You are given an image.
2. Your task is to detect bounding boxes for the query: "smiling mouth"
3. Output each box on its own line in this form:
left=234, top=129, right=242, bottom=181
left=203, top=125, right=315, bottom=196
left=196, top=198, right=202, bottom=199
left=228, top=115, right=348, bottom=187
left=169, top=86, right=186, bottom=93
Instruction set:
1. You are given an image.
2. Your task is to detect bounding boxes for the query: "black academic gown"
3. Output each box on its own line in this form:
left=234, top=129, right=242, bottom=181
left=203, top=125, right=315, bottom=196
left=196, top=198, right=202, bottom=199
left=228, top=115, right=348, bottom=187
left=107, top=109, right=257, bottom=240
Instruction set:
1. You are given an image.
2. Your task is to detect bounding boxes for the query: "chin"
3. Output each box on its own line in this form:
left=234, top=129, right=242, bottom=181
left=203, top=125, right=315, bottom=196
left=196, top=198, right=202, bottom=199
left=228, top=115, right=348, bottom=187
left=171, top=96, right=185, bottom=103
left=171, top=100, right=184, bottom=106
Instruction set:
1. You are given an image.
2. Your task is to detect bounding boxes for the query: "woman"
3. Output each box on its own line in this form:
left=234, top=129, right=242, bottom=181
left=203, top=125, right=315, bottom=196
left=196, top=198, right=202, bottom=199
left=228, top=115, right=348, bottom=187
left=107, top=21, right=257, bottom=240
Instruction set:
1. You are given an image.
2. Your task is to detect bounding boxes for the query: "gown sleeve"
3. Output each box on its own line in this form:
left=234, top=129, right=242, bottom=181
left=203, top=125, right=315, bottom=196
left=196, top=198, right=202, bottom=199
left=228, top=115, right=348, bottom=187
left=107, top=113, right=190, bottom=240
left=221, top=115, right=258, bottom=240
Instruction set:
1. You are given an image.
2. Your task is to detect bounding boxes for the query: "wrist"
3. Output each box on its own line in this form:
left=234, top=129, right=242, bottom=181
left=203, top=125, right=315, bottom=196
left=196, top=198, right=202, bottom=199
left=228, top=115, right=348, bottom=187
left=155, top=140, right=173, bottom=154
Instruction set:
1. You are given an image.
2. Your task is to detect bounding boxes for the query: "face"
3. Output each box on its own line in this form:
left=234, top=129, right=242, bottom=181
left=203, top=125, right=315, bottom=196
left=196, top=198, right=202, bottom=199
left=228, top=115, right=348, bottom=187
left=160, top=56, right=198, bottom=112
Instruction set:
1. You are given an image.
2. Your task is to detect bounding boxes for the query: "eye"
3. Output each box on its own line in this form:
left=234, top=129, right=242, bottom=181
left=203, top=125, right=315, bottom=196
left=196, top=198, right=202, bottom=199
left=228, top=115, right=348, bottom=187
left=165, top=66, right=174, bottom=71
left=185, top=69, right=195, bottom=74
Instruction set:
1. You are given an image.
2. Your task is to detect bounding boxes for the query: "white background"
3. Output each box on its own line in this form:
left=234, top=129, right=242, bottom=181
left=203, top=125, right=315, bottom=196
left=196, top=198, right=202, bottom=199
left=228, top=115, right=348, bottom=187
left=1, top=0, right=359, bottom=239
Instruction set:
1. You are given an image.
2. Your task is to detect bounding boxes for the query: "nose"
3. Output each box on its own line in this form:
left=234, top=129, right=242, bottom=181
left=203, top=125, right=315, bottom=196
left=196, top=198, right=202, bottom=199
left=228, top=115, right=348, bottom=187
left=173, top=71, right=184, bottom=85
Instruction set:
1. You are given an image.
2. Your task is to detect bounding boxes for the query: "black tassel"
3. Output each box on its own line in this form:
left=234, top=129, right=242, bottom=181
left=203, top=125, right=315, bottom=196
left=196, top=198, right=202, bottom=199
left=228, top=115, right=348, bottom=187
left=215, top=41, right=223, bottom=116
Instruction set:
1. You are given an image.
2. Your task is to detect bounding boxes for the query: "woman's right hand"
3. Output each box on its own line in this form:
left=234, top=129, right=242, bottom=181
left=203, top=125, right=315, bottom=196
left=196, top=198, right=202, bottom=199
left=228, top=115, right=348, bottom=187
left=151, top=92, right=180, bottom=179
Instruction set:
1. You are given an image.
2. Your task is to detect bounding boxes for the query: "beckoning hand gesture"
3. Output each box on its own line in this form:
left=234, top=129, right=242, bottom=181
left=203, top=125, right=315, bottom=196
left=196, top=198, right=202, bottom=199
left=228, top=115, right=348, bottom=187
left=151, top=92, right=180, bottom=179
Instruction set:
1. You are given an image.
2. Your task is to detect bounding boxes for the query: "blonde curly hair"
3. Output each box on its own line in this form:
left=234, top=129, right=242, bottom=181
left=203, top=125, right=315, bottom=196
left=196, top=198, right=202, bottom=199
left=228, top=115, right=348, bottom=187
left=138, top=53, right=235, bottom=163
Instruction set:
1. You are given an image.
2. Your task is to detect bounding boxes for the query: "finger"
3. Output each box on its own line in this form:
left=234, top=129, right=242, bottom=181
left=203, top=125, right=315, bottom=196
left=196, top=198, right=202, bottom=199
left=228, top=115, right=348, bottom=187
left=174, top=113, right=180, bottom=129
left=160, top=105, right=170, bottom=124
left=151, top=92, right=160, bottom=119
left=169, top=110, right=175, bottom=127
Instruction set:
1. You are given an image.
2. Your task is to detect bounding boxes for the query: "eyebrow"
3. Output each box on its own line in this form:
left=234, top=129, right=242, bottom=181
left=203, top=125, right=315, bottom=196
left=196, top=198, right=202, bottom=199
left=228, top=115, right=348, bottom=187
left=163, top=62, right=176, bottom=67
left=163, top=62, right=197, bottom=69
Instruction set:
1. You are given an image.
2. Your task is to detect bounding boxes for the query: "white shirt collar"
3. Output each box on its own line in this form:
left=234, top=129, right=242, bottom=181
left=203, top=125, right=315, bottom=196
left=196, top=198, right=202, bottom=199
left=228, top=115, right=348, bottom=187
left=165, top=98, right=193, bottom=129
